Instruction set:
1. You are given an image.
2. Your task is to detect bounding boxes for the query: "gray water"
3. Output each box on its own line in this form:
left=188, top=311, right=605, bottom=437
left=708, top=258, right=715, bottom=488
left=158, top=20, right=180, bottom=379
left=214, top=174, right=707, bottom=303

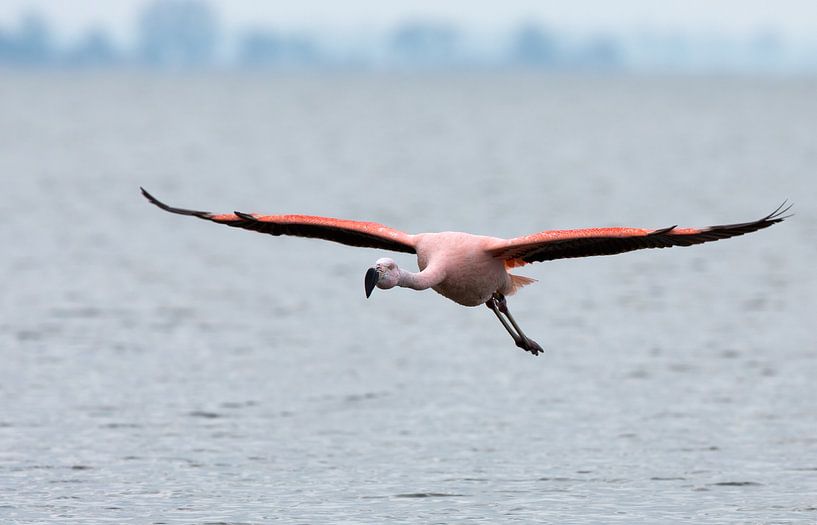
left=1, top=72, right=816, bottom=523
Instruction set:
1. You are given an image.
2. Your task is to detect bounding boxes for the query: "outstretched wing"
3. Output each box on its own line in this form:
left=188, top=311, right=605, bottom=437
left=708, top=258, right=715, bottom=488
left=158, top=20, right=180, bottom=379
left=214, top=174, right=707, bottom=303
left=489, top=202, right=791, bottom=267
left=141, top=188, right=417, bottom=254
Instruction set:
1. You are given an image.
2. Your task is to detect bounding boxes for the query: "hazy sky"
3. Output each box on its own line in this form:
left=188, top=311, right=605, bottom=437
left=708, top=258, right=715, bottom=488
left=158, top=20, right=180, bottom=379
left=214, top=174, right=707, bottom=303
left=2, top=0, right=817, bottom=41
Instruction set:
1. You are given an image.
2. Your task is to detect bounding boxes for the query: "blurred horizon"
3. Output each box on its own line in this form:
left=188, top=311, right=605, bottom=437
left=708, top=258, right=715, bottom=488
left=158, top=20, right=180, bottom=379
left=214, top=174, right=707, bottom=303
left=1, top=0, right=816, bottom=73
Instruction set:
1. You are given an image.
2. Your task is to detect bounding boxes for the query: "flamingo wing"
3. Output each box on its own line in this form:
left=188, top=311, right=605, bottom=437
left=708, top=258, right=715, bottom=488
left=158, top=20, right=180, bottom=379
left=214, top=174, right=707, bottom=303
left=489, top=203, right=791, bottom=267
left=141, top=188, right=416, bottom=254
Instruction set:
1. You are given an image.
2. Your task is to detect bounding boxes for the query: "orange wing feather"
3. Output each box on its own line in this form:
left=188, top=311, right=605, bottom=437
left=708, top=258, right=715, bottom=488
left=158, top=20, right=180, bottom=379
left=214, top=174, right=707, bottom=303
left=141, top=188, right=416, bottom=254
left=492, top=203, right=791, bottom=267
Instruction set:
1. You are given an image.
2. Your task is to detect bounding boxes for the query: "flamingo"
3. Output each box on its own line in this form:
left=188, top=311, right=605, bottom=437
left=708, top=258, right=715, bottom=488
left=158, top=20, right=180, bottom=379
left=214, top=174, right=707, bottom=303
left=141, top=188, right=790, bottom=356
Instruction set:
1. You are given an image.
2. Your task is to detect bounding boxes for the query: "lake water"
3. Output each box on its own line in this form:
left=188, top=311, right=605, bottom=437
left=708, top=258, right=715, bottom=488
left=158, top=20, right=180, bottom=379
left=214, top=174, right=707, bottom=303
left=1, top=72, right=816, bottom=523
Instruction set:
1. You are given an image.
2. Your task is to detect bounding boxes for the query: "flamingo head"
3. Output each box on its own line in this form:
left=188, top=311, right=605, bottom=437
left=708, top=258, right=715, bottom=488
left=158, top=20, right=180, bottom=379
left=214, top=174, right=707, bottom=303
left=364, top=257, right=400, bottom=298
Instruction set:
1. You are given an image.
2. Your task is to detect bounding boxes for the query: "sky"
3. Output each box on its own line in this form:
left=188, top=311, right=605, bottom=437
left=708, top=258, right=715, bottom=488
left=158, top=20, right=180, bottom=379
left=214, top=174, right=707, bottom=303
left=1, top=0, right=817, bottom=43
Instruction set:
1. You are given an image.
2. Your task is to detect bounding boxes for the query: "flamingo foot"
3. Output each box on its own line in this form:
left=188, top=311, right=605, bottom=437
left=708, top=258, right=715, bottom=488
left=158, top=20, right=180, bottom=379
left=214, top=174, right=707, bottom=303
left=516, top=337, right=544, bottom=356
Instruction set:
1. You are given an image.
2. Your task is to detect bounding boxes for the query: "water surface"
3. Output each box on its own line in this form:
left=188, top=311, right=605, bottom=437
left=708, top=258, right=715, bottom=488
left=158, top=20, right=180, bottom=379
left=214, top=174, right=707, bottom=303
left=1, top=72, right=815, bottom=523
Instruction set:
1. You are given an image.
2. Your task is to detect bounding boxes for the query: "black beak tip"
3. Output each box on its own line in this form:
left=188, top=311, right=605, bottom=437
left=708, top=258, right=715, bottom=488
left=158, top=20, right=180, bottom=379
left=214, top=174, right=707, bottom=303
left=364, top=267, right=378, bottom=298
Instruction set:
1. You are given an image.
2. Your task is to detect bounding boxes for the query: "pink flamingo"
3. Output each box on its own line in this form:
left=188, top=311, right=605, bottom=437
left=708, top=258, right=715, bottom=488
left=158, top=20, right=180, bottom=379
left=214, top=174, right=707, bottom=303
left=141, top=188, right=789, bottom=356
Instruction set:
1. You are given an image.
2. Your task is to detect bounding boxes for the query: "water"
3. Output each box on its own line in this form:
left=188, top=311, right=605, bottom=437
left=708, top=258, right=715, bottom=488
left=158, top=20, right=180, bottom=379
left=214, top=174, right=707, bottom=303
left=1, top=72, right=816, bottom=523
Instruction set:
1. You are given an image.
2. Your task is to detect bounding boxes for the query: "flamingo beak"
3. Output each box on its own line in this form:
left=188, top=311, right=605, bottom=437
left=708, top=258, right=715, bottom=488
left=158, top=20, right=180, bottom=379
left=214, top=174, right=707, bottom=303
left=364, top=267, right=379, bottom=298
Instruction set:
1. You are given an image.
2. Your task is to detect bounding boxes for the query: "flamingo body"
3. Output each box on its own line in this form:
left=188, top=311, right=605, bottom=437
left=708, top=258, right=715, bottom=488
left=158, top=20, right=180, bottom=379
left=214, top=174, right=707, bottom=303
left=141, top=187, right=790, bottom=356
left=414, top=233, right=514, bottom=306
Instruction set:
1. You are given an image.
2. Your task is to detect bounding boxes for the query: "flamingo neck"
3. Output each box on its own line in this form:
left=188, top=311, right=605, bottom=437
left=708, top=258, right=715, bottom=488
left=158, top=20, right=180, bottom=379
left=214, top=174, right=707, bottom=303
left=397, top=265, right=445, bottom=291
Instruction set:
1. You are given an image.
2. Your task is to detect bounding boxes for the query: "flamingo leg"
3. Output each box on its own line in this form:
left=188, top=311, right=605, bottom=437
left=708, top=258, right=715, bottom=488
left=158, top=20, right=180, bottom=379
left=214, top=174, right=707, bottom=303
left=486, top=297, right=521, bottom=342
left=486, top=293, right=543, bottom=356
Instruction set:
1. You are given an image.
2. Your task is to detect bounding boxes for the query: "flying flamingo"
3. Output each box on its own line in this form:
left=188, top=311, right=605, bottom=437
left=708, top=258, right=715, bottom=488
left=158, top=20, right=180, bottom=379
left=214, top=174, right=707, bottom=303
left=141, top=188, right=790, bottom=356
